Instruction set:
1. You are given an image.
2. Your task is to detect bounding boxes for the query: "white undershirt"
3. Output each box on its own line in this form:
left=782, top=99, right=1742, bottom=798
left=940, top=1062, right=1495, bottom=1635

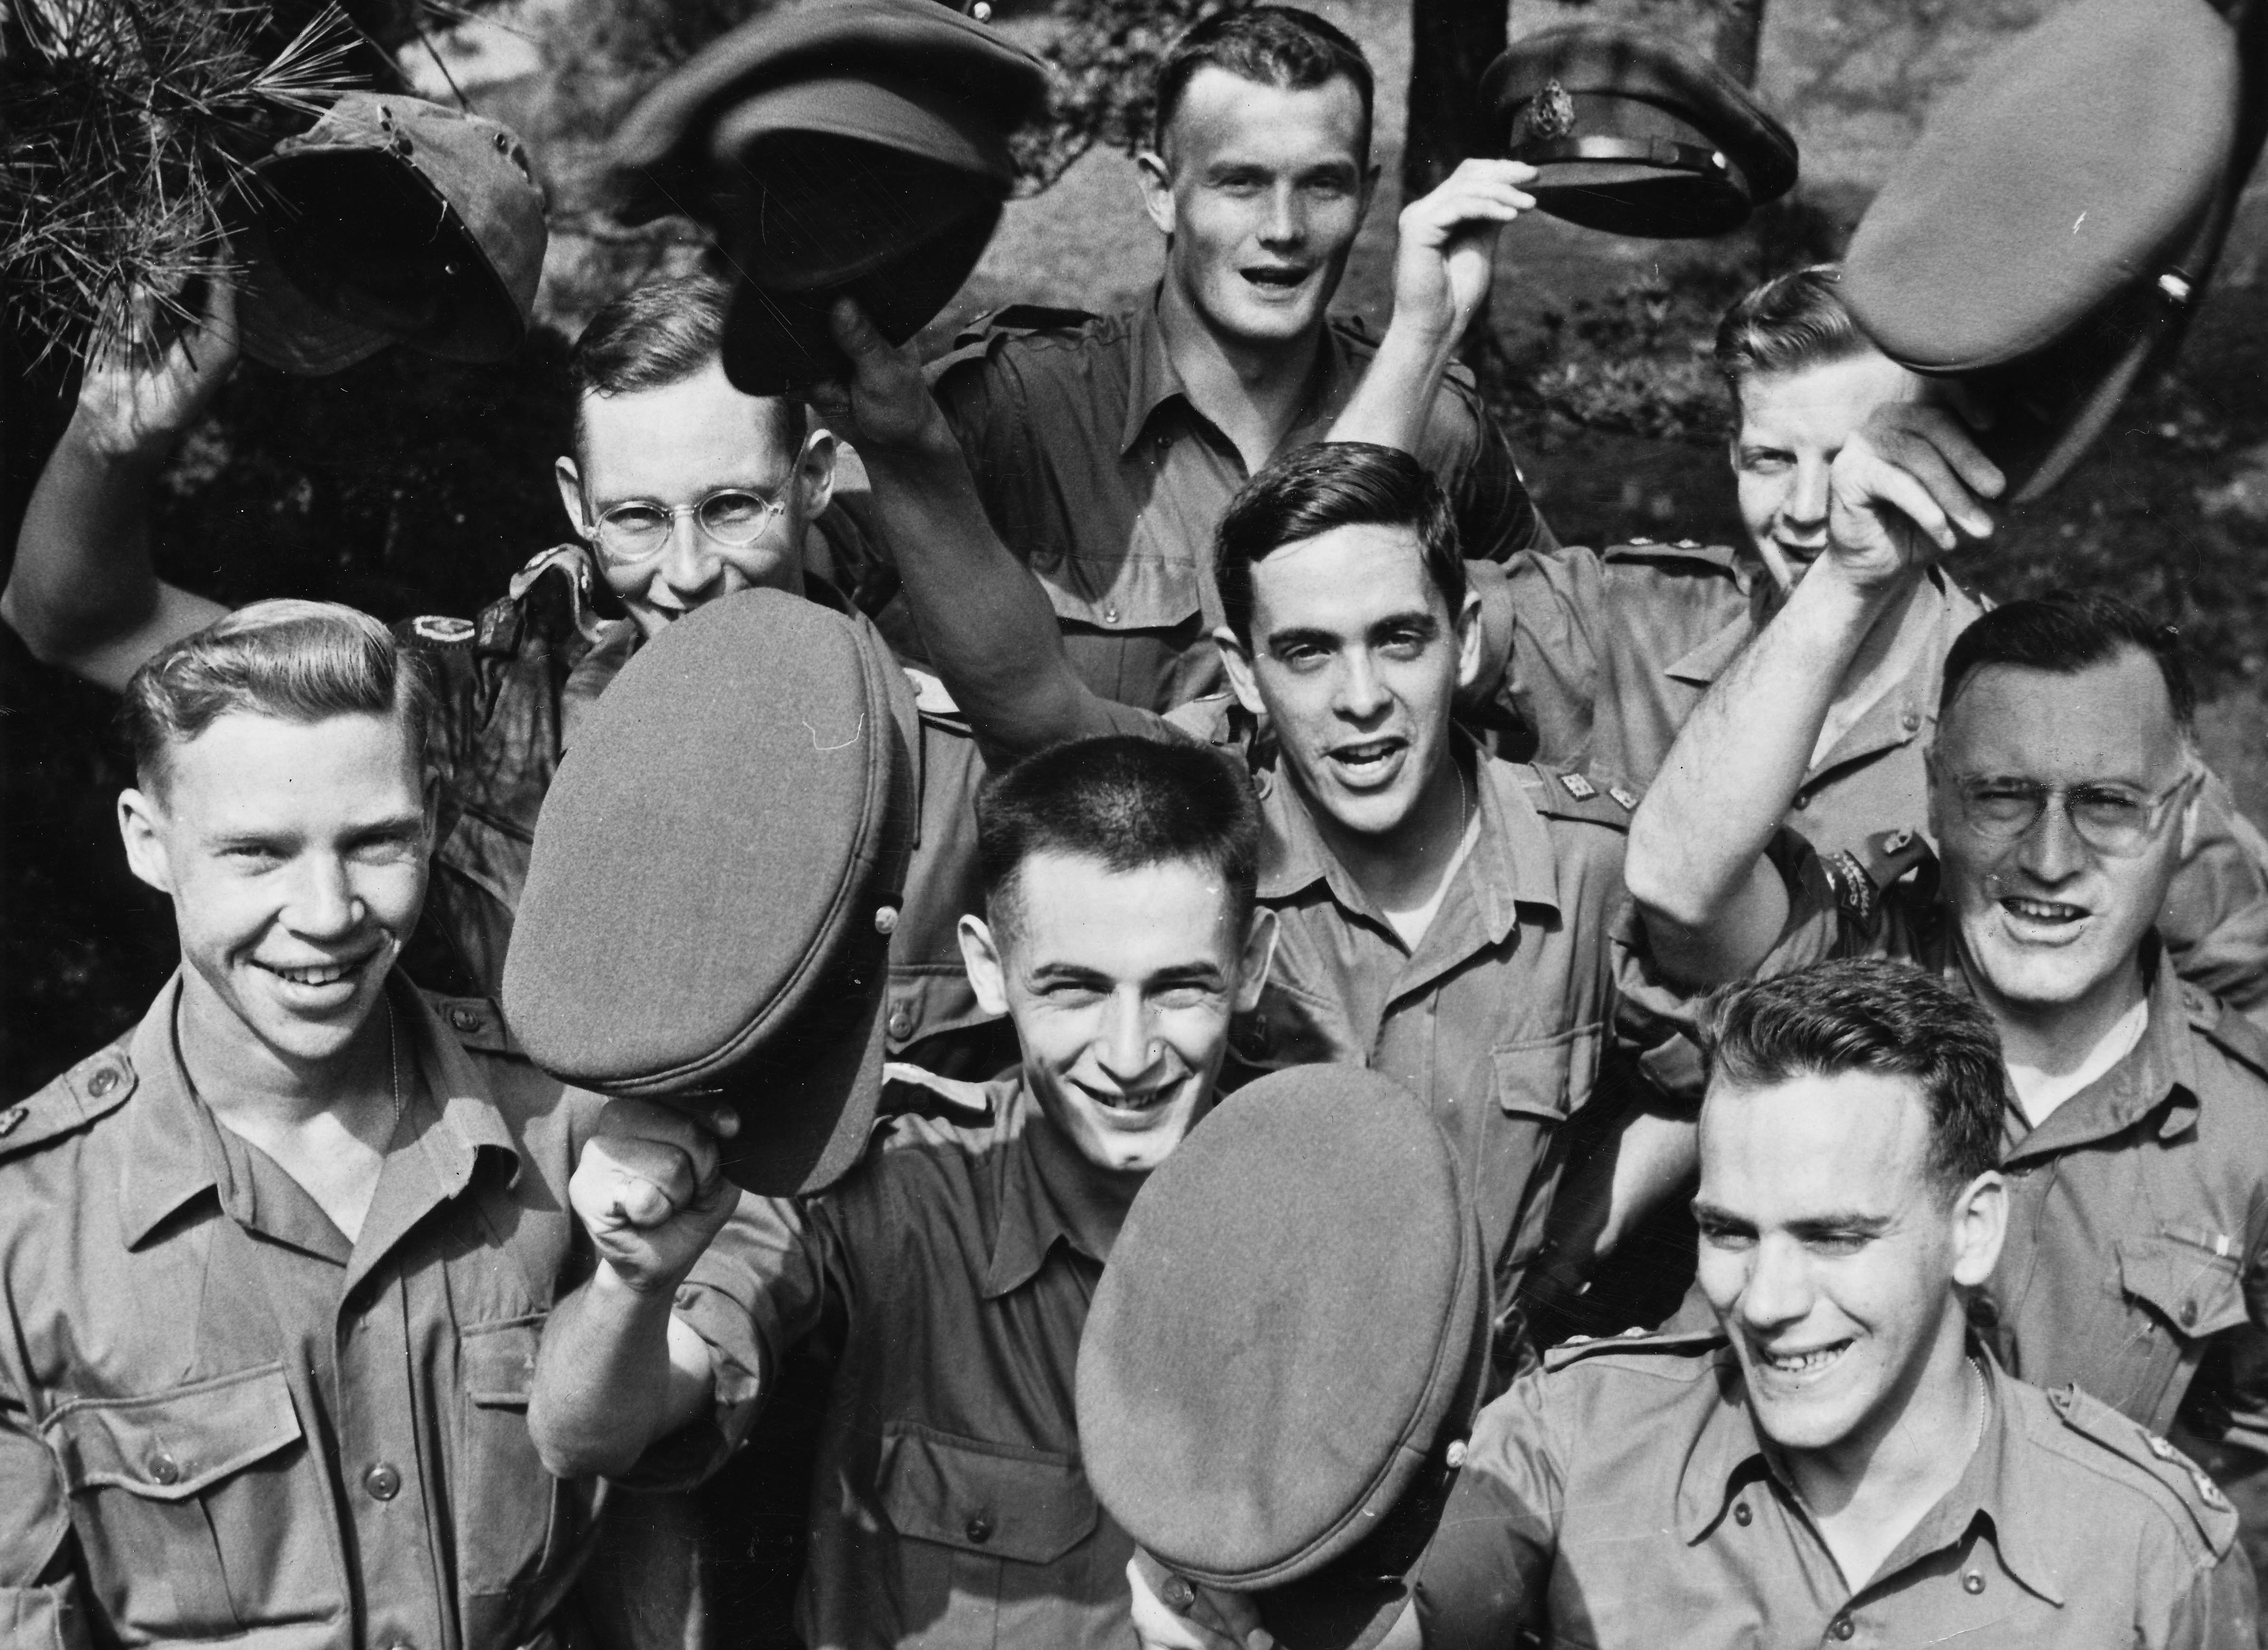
left=2006, top=993, right=2150, bottom=1128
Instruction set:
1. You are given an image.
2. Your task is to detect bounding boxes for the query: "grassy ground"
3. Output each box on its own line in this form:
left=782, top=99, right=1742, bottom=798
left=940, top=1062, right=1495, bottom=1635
left=6, top=0, right=2268, bottom=1097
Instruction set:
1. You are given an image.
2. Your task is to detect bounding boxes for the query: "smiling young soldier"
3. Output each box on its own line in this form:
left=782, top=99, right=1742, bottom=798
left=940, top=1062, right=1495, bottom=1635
left=525, top=736, right=1273, bottom=1649
left=920, top=5, right=1551, bottom=715
left=3, top=272, right=1013, bottom=1075
left=0, top=601, right=606, bottom=1649
left=1620, top=399, right=2268, bottom=1585
left=1126, top=961, right=2257, bottom=1650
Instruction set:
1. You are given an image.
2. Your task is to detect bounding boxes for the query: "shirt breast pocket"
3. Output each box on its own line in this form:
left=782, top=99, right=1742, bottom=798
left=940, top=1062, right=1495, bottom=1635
left=460, top=1314, right=571, bottom=1598
left=1491, top=1024, right=1603, bottom=1122
left=2120, top=1232, right=2250, bottom=1343
left=46, top=1363, right=344, bottom=1639
left=875, top=1423, right=1104, bottom=1620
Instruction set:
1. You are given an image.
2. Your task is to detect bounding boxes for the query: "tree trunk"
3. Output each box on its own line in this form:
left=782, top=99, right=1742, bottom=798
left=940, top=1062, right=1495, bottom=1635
left=1401, top=0, right=1509, bottom=203
left=1711, top=0, right=1769, bottom=89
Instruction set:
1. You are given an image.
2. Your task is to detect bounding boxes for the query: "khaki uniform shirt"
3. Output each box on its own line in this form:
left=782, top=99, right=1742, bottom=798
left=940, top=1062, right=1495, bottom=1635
left=1193, top=715, right=1647, bottom=1331
left=1723, top=846, right=2268, bottom=1456
left=1413, top=1330, right=2254, bottom=1648
left=927, top=296, right=1553, bottom=713
left=1500, top=538, right=2268, bottom=1012
left=659, top=1073, right=1131, bottom=1650
left=0, top=974, right=600, bottom=1650
left=401, top=543, right=1000, bottom=1070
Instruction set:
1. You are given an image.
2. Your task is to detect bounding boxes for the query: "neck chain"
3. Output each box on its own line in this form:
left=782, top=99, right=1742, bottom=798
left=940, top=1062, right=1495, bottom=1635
left=384, top=996, right=403, bottom=1143
left=1964, top=1356, right=1988, bottom=1458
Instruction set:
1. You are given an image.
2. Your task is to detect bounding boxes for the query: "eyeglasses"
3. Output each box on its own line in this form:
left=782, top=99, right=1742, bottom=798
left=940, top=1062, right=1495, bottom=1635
left=585, top=489, right=788, bottom=566
left=1935, top=763, right=2200, bottom=858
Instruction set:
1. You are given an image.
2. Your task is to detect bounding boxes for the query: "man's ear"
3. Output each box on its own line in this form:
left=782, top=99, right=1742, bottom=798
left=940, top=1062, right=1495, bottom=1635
left=1948, top=1170, right=2008, bottom=1288
left=1136, top=149, right=1176, bottom=239
left=1453, top=588, right=1485, bottom=694
left=1232, top=908, right=1278, bottom=1013
left=554, top=454, right=591, bottom=539
left=958, top=913, right=1012, bottom=1018
left=118, top=788, right=174, bottom=896
left=1214, top=626, right=1267, bottom=718
left=796, top=424, right=839, bottom=522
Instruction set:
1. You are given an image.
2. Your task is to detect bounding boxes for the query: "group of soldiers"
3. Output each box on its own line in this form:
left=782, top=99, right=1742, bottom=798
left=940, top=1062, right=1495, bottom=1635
left=5, top=5, right=2268, bottom=1649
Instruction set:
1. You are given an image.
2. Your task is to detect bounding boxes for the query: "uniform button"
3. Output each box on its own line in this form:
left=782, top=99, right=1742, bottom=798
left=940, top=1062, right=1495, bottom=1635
left=1900, top=708, right=1921, bottom=733
left=147, top=1452, right=180, bottom=1485
left=1102, top=605, right=1120, bottom=626
left=873, top=905, right=900, bottom=936
left=965, top=1511, right=993, bottom=1544
left=1830, top=1616, right=1854, bottom=1640
left=1792, top=792, right=1810, bottom=811
left=448, top=1006, right=480, bottom=1033
left=1963, top=1572, right=1985, bottom=1594
left=365, top=1463, right=402, bottom=1501
left=1733, top=1501, right=1752, bottom=1526
left=87, top=1066, right=121, bottom=1099
left=2181, top=1298, right=2200, bottom=1328
left=887, top=1007, right=912, bottom=1040
left=0, top=1105, right=25, bottom=1138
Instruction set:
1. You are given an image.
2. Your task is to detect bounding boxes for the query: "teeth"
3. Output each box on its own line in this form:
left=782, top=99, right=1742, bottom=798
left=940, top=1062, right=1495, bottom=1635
left=272, top=961, right=356, bottom=987
left=2005, top=898, right=2081, bottom=921
left=1765, top=1344, right=1845, bottom=1374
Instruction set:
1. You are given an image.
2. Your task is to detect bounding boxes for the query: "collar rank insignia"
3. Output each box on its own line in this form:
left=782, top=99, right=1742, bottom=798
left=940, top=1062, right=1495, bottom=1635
left=1560, top=772, right=1598, bottom=801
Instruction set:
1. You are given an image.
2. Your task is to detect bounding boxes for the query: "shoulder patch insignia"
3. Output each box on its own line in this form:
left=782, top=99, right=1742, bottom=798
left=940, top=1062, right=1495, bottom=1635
left=2043, top=1381, right=2240, bottom=1556
left=1823, top=849, right=1879, bottom=927
left=1560, top=772, right=1598, bottom=801
left=410, top=615, right=476, bottom=645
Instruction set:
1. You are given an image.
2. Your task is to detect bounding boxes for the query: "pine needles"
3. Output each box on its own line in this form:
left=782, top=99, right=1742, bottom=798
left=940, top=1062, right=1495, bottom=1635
left=1, top=0, right=364, bottom=364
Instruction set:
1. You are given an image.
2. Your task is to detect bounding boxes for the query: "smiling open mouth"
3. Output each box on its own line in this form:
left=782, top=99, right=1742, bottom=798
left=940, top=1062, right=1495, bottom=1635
left=1328, top=736, right=1406, bottom=780
left=256, top=956, right=374, bottom=989
left=1242, top=265, right=1310, bottom=290
left=2001, top=896, right=2087, bottom=926
left=1761, top=1341, right=1849, bottom=1378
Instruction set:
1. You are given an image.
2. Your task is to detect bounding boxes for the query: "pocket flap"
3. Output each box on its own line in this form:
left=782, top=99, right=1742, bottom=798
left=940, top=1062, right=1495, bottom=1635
left=1493, top=1026, right=1603, bottom=1119
left=462, top=1315, right=543, bottom=1408
left=46, top=1365, right=301, bottom=1502
left=2120, top=1233, right=2250, bottom=1340
left=876, top=1423, right=1097, bottom=1564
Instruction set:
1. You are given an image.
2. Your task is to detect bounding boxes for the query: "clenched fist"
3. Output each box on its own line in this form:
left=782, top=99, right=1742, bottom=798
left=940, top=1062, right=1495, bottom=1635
left=569, top=1096, right=742, bottom=1296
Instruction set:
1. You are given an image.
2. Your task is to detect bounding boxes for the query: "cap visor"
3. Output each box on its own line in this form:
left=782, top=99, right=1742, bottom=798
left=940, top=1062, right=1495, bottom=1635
left=234, top=216, right=394, bottom=376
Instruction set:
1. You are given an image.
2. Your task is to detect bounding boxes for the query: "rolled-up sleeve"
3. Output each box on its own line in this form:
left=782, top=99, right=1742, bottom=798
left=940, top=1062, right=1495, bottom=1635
left=1410, top=1372, right=1561, bottom=1649
left=0, top=1380, right=88, bottom=1650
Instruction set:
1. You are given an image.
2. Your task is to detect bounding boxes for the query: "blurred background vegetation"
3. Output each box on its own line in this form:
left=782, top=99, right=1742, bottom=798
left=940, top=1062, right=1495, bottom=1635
left=6, top=0, right=2268, bottom=1102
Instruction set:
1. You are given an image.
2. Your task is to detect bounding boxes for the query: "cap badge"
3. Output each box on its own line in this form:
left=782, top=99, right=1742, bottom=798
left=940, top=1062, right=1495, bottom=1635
left=1528, top=79, right=1578, bottom=142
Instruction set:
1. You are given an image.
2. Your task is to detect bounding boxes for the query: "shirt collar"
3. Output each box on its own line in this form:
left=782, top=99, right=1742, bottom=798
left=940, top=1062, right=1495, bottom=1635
left=1116, top=289, right=1359, bottom=458
left=1254, top=741, right=1560, bottom=933
left=982, top=1083, right=1117, bottom=1298
left=1672, top=1345, right=2062, bottom=1603
left=116, top=972, right=523, bottom=1254
left=2004, top=949, right=2196, bottom=1159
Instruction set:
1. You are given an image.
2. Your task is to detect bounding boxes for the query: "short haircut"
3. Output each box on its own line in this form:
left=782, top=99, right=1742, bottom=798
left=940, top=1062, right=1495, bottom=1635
left=1153, top=6, right=1374, bottom=165
left=975, top=736, right=1261, bottom=941
left=568, top=271, right=806, bottom=459
left=1214, top=441, right=1464, bottom=646
left=1714, top=263, right=1876, bottom=401
left=1699, top=958, right=2006, bottom=1196
left=120, top=599, right=441, bottom=798
left=1940, top=592, right=2195, bottom=736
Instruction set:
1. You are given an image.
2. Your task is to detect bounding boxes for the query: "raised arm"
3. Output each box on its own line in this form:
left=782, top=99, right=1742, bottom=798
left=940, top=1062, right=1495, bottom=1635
left=3, top=283, right=235, bottom=690
left=811, top=301, right=1155, bottom=765
left=1626, top=403, right=2004, bottom=985
left=528, top=1098, right=740, bottom=1480
left=1327, top=159, right=1536, bottom=452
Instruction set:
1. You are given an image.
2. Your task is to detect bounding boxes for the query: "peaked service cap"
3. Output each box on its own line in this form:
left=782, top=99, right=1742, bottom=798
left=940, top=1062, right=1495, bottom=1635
left=502, top=588, right=915, bottom=1196
left=1078, top=1066, right=1491, bottom=1650
left=235, top=92, right=547, bottom=377
left=1843, top=0, right=2245, bottom=501
left=1481, top=24, right=1798, bottom=239
left=608, top=0, right=1049, bottom=395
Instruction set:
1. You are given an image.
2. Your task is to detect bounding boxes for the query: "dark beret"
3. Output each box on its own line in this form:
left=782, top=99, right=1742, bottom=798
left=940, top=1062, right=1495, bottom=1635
left=235, top=93, right=548, bottom=377
left=1078, top=1066, right=1490, bottom=1650
left=608, top=0, right=1049, bottom=394
left=1844, top=0, right=2244, bottom=500
left=501, top=589, right=914, bottom=1195
left=1481, top=24, right=1797, bottom=238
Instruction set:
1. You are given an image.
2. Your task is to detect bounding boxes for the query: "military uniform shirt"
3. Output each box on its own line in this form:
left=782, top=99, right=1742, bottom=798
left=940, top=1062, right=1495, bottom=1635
left=1413, top=1333, right=2255, bottom=1649
left=1499, top=538, right=2268, bottom=1012
left=657, top=1074, right=1132, bottom=1650
left=927, top=294, right=1553, bottom=713
left=0, top=973, right=600, bottom=1650
left=402, top=539, right=998, bottom=1068
left=1712, top=845, right=2268, bottom=1455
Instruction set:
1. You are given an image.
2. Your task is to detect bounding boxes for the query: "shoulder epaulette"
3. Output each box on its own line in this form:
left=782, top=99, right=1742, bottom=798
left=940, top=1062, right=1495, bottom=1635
left=2181, top=980, right=2268, bottom=1087
left=1519, top=764, right=1640, bottom=828
left=2038, top=1381, right=2238, bottom=1558
left=877, top=1062, right=994, bottom=1126
left=948, top=304, right=1102, bottom=351
left=1543, top=1324, right=1724, bottom=1372
left=0, top=1044, right=137, bottom=1165
left=421, top=992, right=522, bottom=1058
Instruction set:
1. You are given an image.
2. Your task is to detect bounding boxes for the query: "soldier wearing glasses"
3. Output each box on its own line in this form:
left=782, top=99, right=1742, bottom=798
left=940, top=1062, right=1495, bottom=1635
left=1621, top=401, right=2268, bottom=1586
left=4, top=272, right=1010, bottom=1073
